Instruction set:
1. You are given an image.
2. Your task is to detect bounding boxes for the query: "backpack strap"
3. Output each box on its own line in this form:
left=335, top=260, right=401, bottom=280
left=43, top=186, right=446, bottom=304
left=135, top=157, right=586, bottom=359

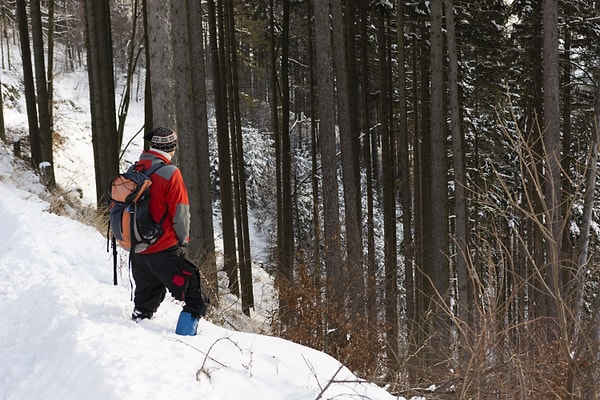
left=141, top=161, right=169, bottom=223
left=126, top=160, right=166, bottom=177
left=140, top=161, right=166, bottom=177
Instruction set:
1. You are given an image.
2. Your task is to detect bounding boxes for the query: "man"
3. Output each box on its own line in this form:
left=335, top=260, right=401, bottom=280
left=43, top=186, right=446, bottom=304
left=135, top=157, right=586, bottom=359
left=130, top=127, right=207, bottom=335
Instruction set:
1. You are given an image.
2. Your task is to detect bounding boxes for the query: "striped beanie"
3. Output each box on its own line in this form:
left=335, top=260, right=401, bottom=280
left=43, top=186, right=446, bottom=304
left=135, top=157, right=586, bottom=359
left=144, top=127, right=178, bottom=152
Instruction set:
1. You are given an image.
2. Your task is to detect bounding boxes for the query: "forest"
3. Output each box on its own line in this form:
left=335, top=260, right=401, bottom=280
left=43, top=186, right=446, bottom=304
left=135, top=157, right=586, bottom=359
left=3, top=0, right=600, bottom=398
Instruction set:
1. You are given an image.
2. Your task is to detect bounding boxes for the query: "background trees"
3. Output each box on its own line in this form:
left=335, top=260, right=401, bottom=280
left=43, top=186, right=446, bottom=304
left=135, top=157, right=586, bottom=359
left=4, top=0, right=600, bottom=396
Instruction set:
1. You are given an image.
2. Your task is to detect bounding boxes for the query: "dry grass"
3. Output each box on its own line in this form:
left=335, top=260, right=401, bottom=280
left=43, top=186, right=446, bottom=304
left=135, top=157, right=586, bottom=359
left=46, top=185, right=108, bottom=234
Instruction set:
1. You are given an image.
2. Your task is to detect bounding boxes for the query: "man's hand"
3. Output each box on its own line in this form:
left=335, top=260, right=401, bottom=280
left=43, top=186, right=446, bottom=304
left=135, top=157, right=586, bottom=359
left=178, top=242, right=188, bottom=257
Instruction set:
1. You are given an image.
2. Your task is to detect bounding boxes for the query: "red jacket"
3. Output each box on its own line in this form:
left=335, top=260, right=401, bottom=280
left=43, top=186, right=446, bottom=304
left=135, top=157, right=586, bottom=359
left=134, top=150, right=190, bottom=253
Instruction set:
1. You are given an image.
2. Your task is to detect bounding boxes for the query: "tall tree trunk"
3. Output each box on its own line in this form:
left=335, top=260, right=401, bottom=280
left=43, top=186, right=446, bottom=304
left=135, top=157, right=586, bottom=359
left=331, top=0, right=363, bottom=318
left=378, top=10, right=399, bottom=373
left=560, top=28, right=574, bottom=289
left=429, top=0, right=449, bottom=363
left=416, top=21, right=432, bottom=356
left=117, top=0, right=141, bottom=151
left=307, top=0, right=323, bottom=334
left=542, top=0, right=561, bottom=342
left=169, top=0, right=216, bottom=307
left=47, top=0, right=55, bottom=140
left=142, top=0, right=153, bottom=141
left=360, top=0, right=377, bottom=330
left=170, top=0, right=194, bottom=162
left=16, top=0, right=41, bottom=168
left=344, top=0, right=362, bottom=209
left=146, top=0, right=176, bottom=128
left=572, top=71, right=600, bottom=398
left=526, top=0, right=546, bottom=322
left=30, top=0, right=54, bottom=187
left=207, top=0, right=238, bottom=296
left=83, top=0, right=119, bottom=206
left=279, top=0, right=294, bottom=308
left=224, top=0, right=253, bottom=316
left=569, top=73, right=600, bottom=397
left=396, top=0, right=414, bottom=344
left=445, top=0, right=469, bottom=326
left=313, top=0, right=343, bottom=354
left=269, top=0, right=286, bottom=326
left=186, top=0, right=218, bottom=299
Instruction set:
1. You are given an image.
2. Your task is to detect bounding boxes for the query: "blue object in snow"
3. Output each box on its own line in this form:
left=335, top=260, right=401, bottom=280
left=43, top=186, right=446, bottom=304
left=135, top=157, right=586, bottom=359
left=175, top=311, right=199, bottom=336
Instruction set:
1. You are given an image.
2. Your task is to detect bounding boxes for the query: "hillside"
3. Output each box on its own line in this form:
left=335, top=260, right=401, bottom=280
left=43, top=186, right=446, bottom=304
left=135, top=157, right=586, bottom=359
left=0, top=145, right=398, bottom=400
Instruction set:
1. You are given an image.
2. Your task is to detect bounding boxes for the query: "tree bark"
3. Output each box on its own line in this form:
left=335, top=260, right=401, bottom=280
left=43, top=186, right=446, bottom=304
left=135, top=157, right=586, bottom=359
left=31, top=0, right=54, bottom=187
left=542, top=0, right=562, bottom=342
left=83, top=0, right=119, bottom=206
left=360, top=0, right=377, bottom=330
left=16, top=0, right=41, bottom=168
left=429, top=0, right=449, bottom=362
left=445, top=0, right=469, bottom=325
left=224, top=0, right=253, bottom=315
left=396, top=0, right=414, bottom=341
left=187, top=0, right=218, bottom=300
left=331, top=0, right=363, bottom=317
left=207, top=0, right=238, bottom=297
left=47, top=0, right=55, bottom=142
left=377, top=10, right=399, bottom=373
left=146, top=0, right=176, bottom=128
left=313, top=0, right=343, bottom=354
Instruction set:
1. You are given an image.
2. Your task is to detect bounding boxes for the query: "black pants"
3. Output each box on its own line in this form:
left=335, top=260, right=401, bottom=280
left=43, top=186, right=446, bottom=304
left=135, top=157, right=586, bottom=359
left=131, top=247, right=208, bottom=318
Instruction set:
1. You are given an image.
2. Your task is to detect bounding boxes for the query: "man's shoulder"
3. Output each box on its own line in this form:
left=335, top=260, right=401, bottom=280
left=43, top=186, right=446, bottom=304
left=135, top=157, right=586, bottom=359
left=138, top=153, right=177, bottom=178
left=152, top=163, right=178, bottom=181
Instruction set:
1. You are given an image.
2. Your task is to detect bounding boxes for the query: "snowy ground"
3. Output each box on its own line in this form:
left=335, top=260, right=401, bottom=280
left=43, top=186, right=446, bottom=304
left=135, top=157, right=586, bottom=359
left=0, top=52, right=406, bottom=399
left=0, top=150, right=399, bottom=399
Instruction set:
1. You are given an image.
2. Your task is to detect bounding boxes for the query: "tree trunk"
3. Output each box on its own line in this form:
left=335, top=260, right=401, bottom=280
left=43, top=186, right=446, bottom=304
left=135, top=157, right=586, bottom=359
left=146, top=0, right=176, bottom=127
left=344, top=0, right=362, bottom=212
left=560, top=28, right=574, bottom=289
left=415, top=18, right=433, bottom=358
left=526, top=0, right=546, bottom=323
left=306, top=0, right=323, bottom=329
left=187, top=0, right=218, bottom=300
left=360, top=0, right=377, bottom=330
left=224, top=0, right=253, bottom=316
left=117, top=0, right=141, bottom=151
left=47, top=0, right=55, bottom=141
left=313, top=0, right=343, bottom=354
left=16, top=0, right=41, bottom=167
left=429, top=0, right=449, bottom=363
left=331, top=0, right=363, bottom=318
left=279, top=0, right=294, bottom=309
left=396, top=0, right=414, bottom=345
left=445, top=0, right=469, bottom=327
left=378, top=10, right=399, bottom=373
left=30, top=0, right=54, bottom=187
left=83, top=0, right=119, bottom=206
left=268, top=0, right=288, bottom=326
left=542, top=0, right=562, bottom=342
left=142, top=0, right=153, bottom=141
left=169, top=0, right=216, bottom=305
left=207, top=0, right=238, bottom=297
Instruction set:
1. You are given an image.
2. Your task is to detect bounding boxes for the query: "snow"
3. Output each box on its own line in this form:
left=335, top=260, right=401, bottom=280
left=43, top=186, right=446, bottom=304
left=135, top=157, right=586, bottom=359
left=0, top=51, right=403, bottom=400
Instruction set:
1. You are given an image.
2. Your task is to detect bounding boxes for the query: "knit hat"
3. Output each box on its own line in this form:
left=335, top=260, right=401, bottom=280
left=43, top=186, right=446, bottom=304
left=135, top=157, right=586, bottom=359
left=144, top=127, right=178, bottom=152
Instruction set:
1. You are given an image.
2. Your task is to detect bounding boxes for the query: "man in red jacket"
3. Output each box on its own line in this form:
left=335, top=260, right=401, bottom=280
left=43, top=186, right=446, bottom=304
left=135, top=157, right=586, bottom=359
left=130, top=127, right=207, bottom=335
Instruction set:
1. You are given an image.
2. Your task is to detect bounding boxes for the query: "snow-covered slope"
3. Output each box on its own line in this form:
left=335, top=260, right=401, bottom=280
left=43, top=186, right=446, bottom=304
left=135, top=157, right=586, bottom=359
left=0, top=146, right=400, bottom=400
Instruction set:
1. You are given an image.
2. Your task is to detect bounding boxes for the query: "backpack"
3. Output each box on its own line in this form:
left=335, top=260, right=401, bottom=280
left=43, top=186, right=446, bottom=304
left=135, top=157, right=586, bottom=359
left=108, top=162, right=168, bottom=255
